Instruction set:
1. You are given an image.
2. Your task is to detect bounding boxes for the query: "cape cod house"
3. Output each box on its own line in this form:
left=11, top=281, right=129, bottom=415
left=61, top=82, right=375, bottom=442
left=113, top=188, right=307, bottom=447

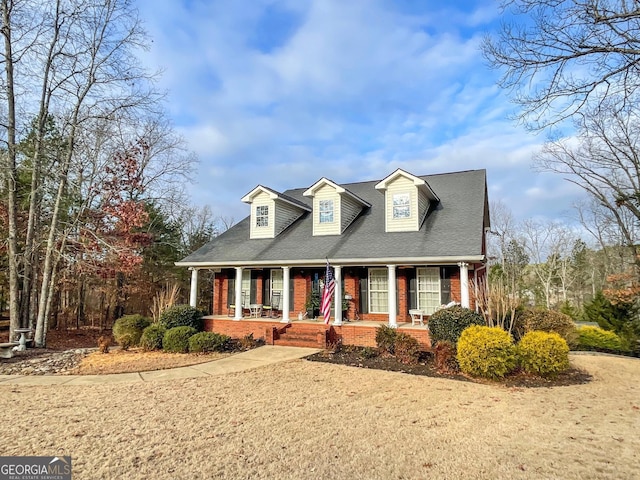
left=176, top=168, right=490, bottom=349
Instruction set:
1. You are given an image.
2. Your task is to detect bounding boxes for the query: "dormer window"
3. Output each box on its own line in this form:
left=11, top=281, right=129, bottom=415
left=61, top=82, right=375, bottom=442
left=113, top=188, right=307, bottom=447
left=375, top=169, right=440, bottom=232
left=304, top=177, right=371, bottom=236
left=242, top=185, right=311, bottom=239
left=392, top=193, right=410, bottom=219
left=256, top=205, right=269, bottom=227
left=319, top=200, right=334, bottom=223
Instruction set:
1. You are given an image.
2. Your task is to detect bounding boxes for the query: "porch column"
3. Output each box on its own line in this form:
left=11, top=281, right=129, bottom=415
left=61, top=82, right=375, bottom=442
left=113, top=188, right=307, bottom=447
left=189, top=268, right=198, bottom=308
left=234, top=267, right=243, bottom=320
left=459, top=262, right=469, bottom=308
left=281, top=266, right=290, bottom=323
left=387, top=265, right=397, bottom=328
left=333, top=265, right=343, bottom=326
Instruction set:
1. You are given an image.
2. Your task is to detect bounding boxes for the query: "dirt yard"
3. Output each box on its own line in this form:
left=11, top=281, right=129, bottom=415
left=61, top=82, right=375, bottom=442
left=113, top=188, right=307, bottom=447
left=1, top=353, right=639, bottom=479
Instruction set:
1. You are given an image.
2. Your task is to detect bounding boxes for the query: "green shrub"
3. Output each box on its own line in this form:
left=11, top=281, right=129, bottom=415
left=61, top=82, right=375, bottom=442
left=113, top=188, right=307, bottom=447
left=429, top=305, right=485, bottom=346
left=159, top=304, right=204, bottom=331
left=112, top=314, right=151, bottom=350
left=577, top=325, right=625, bottom=352
left=457, top=325, right=517, bottom=379
left=517, top=331, right=570, bottom=378
left=514, top=308, right=577, bottom=346
left=375, top=325, right=398, bottom=354
left=140, top=324, right=166, bottom=351
left=359, top=346, right=379, bottom=359
left=163, top=326, right=198, bottom=353
left=188, top=331, right=231, bottom=353
left=394, top=333, right=421, bottom=365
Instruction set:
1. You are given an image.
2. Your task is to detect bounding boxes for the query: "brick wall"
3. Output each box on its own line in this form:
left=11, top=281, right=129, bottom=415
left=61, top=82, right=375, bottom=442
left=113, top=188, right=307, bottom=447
left=203, top=317, right=431, bottom=350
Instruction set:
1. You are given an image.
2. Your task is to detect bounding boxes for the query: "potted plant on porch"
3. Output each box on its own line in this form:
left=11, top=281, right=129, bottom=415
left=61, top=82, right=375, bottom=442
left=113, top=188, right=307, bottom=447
left=305, top=290, right=320, bottom=320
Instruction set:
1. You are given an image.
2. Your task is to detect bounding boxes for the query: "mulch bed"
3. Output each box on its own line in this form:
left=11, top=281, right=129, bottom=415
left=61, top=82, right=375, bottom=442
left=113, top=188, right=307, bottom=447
left=306, top=346, right=592, bottom=388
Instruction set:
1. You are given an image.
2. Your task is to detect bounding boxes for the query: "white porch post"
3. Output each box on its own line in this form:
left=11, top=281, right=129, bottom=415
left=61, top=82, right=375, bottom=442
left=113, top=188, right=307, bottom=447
left=234, top=267, right=243, bottom=320
left=333, top=265, right=343, bottom=326
left=189, top=268, right=198, bottom=308
left=281, top=266, right=290, bottom=323
left=459, top=262, right=470, bottom=308
left=387, top=265, right=397, bottom=328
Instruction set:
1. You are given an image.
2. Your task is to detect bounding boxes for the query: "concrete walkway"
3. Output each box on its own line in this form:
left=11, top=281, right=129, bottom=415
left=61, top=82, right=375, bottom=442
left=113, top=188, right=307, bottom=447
left=0, top=345, right=320, bottom=386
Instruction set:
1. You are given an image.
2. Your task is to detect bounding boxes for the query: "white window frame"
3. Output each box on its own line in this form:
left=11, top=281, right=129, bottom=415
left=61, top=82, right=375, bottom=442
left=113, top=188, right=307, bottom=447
left=319, top=199, right=334, bottom=223
left=368, top=268, right=389, bottom=314
left=417, top=267, right=440, bottom=314
left=241, top=270, right=251, bottom=307
left=392, top=192, right=411, bottom=219
left=270, top=269, right=283, bottom=299
left=256, top=205, right=269, bottom=227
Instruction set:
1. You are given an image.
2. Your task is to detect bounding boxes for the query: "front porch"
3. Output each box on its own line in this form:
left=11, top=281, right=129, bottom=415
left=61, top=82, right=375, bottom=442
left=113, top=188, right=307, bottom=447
left=202, top=315, right=431, bottom=350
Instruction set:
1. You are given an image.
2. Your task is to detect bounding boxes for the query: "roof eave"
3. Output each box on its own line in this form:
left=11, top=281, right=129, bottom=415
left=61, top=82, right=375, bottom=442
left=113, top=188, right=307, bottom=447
left=176, top=255, right=486, bottom=269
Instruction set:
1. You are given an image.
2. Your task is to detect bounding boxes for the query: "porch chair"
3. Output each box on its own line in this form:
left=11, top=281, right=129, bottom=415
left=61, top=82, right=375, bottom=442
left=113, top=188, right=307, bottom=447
left=228, top=291, right=250, bottom=317
left=268, top=292, right=282, bottom=318
left=409, top=309, right=425, bottom=326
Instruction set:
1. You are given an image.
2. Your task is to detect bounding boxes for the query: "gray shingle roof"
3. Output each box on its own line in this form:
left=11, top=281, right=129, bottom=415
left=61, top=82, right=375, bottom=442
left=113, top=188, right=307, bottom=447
left=177, top=169, right=489, bottom=267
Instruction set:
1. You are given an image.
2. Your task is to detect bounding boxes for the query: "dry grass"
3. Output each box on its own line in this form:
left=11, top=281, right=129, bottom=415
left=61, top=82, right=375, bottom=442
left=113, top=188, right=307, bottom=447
left=2, top=354, right=639, bottom=479
left=71, top=349, right=230, bottom=375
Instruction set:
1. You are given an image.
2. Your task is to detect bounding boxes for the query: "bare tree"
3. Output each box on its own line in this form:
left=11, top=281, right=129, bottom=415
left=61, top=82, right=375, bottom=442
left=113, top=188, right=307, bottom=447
left=537, top=103, right=640, bottom=279
left=487, top=199, right=517, bottom=266
left=520, top=219, right=578, bottom=308
left=0, top=0, right=196, bottom=345
left=483, top=0, right=640, bottom=130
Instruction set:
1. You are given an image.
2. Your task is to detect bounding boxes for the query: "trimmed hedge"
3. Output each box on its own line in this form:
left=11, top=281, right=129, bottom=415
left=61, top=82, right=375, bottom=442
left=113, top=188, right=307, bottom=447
left=429, top=305, right=485, bottom=346
left=517, top=331, right=570, bottom=378
left=140, top=324, right=166, bottom=351
left=112, top=314, right=151, bottom=350
left=577, top=325, right=625, bottom=352
left=457, top=325, right=517, bottom=379
left=163, top=326, right=198, bottom=353
left=188, top=332, right=231, bottom=353
left=514, top=308, right=577, bottom=346
left=159, top=304, right=204, bottom=331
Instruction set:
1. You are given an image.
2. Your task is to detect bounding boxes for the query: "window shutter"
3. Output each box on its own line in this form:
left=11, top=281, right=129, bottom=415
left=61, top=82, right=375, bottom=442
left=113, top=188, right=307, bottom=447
left=227, top=277, right=235, bottom=307
left=263, top=271, right=271, bottom=304
left=440, top=267, right=452, bottom=304
left=250, top=271, right=258, bottom=304
left=408, top=269, right=417, bottom=310
left=359, top=273, right=369, bottom=314
left=289, top=274, right=294, bottom=311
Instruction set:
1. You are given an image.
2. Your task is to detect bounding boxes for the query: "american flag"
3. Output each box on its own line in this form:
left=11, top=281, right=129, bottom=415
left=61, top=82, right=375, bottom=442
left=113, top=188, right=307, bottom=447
left=321, top=260, right=335, bottom=324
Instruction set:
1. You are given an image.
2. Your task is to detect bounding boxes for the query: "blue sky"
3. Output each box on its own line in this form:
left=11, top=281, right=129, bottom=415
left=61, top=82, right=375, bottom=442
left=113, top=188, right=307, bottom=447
left=135, top=0, right=586, bottom=225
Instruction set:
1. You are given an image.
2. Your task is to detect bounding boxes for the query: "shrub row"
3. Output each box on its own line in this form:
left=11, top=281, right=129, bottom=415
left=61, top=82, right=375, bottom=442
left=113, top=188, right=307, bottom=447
left=112, top=305, right=232, bottom=354
left=456, top=325, right=570, bottom=379
left=576, top=325, right=625, bottom=352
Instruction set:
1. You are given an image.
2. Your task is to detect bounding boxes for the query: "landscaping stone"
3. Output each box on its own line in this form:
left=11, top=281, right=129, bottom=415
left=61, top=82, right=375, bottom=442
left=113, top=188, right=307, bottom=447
left=0, top=348, right=93, bottom=376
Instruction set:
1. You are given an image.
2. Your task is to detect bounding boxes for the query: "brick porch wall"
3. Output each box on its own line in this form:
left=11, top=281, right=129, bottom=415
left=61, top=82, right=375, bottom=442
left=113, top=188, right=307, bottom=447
left=203, top=318, right=432, bottom=350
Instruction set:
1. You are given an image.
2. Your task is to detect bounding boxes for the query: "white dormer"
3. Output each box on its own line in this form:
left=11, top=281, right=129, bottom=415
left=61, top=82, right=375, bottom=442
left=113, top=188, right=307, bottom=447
left=375, top=169, right=439, bottom=232
left=303, top=178, right=370, bottom=236
left=241, top=185, right=310, bottom=239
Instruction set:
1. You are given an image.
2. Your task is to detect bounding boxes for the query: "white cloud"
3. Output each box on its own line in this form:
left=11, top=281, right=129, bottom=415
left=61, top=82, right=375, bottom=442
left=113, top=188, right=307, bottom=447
left=135, top=0, right=587, bottom=226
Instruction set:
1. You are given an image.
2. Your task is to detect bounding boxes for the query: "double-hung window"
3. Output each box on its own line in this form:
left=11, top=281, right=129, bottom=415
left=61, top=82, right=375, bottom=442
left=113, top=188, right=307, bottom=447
left=319, top=199, right=334, bottom=223
left=369, top=268, right=389, bottom=313
left=392, top=193, right=410, bottom=219
left=270, top=269, right=283, bottom=299
left=417, top=267, right=440, bottom=314
left=256, top=205, right=269, bottom=227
